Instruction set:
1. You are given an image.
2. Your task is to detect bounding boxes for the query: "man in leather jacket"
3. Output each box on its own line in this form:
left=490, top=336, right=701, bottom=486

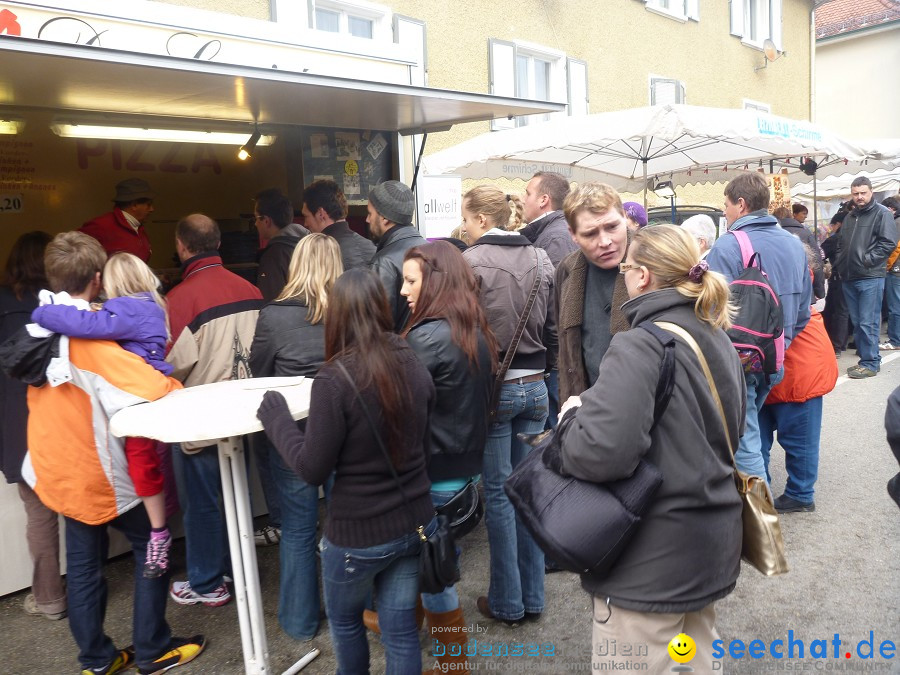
left=367, top=181, right=426, bottom=332
left=835, top=177, right=899, bottom=378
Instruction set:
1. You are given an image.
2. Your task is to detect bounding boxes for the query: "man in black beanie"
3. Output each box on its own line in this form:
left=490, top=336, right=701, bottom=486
left=367, top=180, right=425, bottom=331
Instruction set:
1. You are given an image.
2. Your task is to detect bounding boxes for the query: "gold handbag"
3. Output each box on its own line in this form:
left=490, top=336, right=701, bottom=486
left=654, top=322, right=789, bottom=577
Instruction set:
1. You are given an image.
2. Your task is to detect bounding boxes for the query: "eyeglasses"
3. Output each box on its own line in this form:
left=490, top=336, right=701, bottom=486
left=618, top=262, right=642, bottom=275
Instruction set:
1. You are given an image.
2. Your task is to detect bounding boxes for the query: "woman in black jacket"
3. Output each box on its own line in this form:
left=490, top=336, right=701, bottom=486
left=396, top=241, right=495, bottom=667
left=249, top=233, right=342, bottom=642
left=0, top=231, right=66, bottom=620
left=257, top=268, right=436, bottom=674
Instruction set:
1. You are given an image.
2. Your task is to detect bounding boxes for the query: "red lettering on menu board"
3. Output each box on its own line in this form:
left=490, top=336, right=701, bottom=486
left=75, top=140, right=222, bottom=173
left=0, top=9, right=21, bottom=36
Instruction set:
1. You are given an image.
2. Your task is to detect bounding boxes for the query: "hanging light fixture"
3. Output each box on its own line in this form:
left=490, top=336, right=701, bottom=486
left=238, top=128, right=262, bottom=161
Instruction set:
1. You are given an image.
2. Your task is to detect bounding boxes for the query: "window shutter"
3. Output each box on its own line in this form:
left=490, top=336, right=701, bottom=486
left=650, top=78, right=684, bottom=106
left=566, top=58, right=589, bottom=117
left=393, top=15, right=427, bottom=87
left=489, top=39, right=517, bottom=130
left=686, top=0, right=700, bottom=21
left=730, top=0, right=744, bottom=37
left=769, top=0, right=783, bottom=51
left=306, top=0, right=315, bottom=30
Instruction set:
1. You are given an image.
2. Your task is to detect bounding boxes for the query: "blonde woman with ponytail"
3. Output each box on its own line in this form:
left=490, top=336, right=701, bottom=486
left=558, top=224, right=746, bottom=672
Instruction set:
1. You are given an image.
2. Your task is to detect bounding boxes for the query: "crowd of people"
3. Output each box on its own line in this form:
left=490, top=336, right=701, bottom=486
left=0, top=169, right=898, bottom=674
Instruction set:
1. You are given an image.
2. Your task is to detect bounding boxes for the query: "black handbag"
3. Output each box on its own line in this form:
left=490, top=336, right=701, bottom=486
left=335, top=361, right=460, bottom=594
left=503, top=322, right=676, bottom=577
left=0, top=326, right=60, bottom=386
left=435, top=480, right=483, bottom=540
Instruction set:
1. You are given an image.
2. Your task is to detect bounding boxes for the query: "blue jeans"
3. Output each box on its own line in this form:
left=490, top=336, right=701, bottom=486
left=65, top=507, right=171, bottom=671
left=483, top=379, right=548, bottom=621
left=844, top=277, right=884, bottom=371
left=735, top=369, right=784, bottom=480
left=759, top=398, right=823, bottom=503
left=421, top=489, right=462, bottom=614
left=886, top=274, right=900, bottom=346
left=174, top=445, right=228, bottom=593
left=545, top=369, right=559, bottom=430
left=321, top=518, right=437, bottom=675
left=253, top=433, right=282, bottom=528
left=269, top=445, right=326, bottom=641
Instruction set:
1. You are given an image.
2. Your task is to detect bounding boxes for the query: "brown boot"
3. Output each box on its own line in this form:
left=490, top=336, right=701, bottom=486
left=423, top=606, right=471, bottom=674
left=362, top=597, right=425, bottom=634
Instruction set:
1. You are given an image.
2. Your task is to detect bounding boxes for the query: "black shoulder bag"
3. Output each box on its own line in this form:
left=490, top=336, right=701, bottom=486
left=334, top=360, right=460, bottom=594
left=503, top=321, right=676, bottom=577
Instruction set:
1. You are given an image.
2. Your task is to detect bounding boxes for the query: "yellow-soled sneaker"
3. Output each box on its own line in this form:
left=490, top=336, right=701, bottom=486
left=136, top=636, right=206, bottom=675
left=80, top=647, right=135, bottom=675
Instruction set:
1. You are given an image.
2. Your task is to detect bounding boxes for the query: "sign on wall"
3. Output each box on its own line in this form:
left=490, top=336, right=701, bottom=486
left=301, top=127, right=393, bottom=205
left=416, top=175, right=462, bottom=239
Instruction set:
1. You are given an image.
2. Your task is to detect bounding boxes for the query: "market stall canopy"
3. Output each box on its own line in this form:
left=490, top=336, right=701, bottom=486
left=792, top=168, right=900, bottom=199
left=421, top=104, right=870, bottom=191
left=0, top=36, right=563, bottom=134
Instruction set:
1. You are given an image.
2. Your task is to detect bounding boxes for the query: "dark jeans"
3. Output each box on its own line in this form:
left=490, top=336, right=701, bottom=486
left=823, top=279, right=851, bottom=351
left=65, top=507, right=171, bottom=671
left=252, top=433, right=282, bottom=529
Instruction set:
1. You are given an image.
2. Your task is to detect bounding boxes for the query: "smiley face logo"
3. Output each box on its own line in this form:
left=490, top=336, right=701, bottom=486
left=667, top=633, right=696, bottom=664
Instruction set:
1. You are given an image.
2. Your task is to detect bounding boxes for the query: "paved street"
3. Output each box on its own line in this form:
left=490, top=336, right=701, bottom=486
left=1, top=351, right=898, bottom=674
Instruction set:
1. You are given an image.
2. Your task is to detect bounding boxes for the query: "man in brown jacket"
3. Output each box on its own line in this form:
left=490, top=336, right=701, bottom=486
left=556, top=183, right=631, bottom=404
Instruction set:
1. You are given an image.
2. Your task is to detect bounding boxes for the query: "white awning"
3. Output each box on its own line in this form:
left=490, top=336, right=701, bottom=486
left=0, top=36, right=563, bottom=134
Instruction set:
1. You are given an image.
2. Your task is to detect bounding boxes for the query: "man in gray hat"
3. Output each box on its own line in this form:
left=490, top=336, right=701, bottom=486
left=80, top=178, right=156, bottom=263
left=367, top=180, right=425, bottom=331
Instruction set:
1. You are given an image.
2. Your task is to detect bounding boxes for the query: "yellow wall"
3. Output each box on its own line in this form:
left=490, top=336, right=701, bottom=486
left=388, top=0, right=812, bottom=155
left=815, top=26, right=900, bottom=139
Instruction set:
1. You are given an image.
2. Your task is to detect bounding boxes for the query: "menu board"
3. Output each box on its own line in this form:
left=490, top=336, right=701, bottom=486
left=302, top=127, right=393, bottom=204
left=767, top=172, right=791, bottom=214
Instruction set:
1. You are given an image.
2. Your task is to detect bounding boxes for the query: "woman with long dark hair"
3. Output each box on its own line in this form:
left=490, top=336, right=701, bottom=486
left=0, top=231, right=67, bottom=620
left=257, top=268, right=435, bottom=674
left=380, top=241, right=494, bottom=667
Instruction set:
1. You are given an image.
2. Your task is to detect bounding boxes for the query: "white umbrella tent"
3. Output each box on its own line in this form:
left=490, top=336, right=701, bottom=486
left=422, top=104, right=870, bottom=203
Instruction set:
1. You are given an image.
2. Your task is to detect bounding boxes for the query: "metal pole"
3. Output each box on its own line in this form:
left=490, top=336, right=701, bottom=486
left=813, top=174, right=818, bottom=240
left=410, top=132, right=429, bottom=193
left=642, top=159, right=648, bottom=209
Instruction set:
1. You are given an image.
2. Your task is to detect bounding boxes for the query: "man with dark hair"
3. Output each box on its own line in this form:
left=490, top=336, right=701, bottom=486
left=835, top=177, right=898, bottom=377
left=254, top=188, right=309, bottom=302
left=707, top=171, right=812, bottom=479
left=367, top=180, right=426, bottom=331
left=521, top=172, right=577, bottom=269
left=167, top=214, right=264, bottom=607
left=301, top=180, right=374, bottom=271
left=80, top=178, right=156, bottom=262
left=520, top=172, right=576, bottom=435
left=792, top=203, right=809, bottom=224
left=24, top=231, right=206, bottom=675
left=881, top=196, right=900, bottom=351
left=772, top=206, right=825, bottom=300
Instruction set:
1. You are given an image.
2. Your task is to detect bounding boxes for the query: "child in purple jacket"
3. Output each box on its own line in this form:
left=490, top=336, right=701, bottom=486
left=32, top=252, right=174, bottom=578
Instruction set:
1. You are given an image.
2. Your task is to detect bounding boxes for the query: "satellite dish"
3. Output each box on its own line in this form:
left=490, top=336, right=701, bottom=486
left=763, top=39, right=778, bottom=62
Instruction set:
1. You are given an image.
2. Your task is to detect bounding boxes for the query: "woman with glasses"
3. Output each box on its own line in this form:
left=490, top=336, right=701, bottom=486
left=558, top=225, right=745, bottom=671
left=257, top=268, right=436, bottom=674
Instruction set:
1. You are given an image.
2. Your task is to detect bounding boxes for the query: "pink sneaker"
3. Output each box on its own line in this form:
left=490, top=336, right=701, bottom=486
left=143, top=531, right=172, bottom=579
left=169, top=581, right=231, bottom=607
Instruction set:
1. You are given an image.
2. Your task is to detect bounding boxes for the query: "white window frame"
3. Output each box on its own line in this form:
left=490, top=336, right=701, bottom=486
left=489, top=38, right=585, bottom=130
left=649, top=75, right=686, bottom=106
left=729, top=0, right=783, bottom=51
left=641, top=0, right=700, bottom=22
left=743, top=99, right=772, bottom=113
left=303, top=0, right=392, bottom=41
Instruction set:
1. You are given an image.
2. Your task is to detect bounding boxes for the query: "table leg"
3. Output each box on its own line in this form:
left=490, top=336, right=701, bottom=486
left=218, top=436, right=270, bottom=674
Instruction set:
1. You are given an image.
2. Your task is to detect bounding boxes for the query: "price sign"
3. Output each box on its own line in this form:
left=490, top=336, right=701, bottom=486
left=0, top=194, right=23, bottom=213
